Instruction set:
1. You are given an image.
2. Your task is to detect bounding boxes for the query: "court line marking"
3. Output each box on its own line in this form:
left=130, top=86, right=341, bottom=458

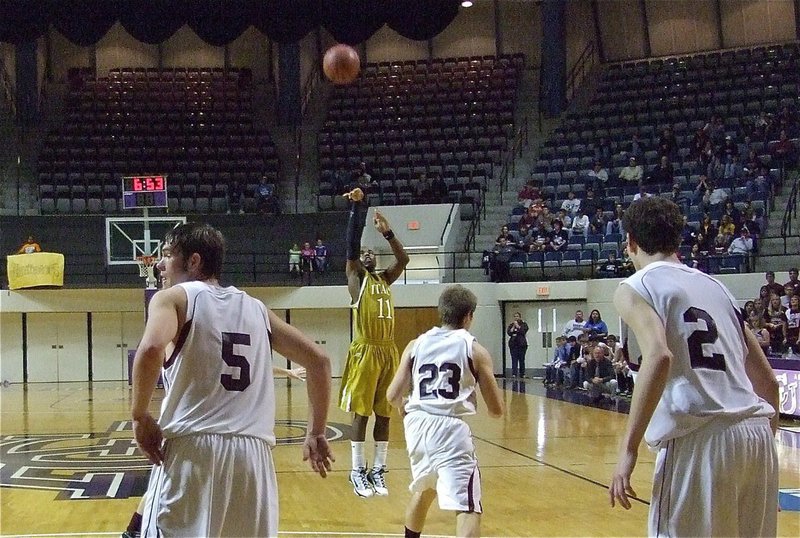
left=0, top=533, right=450, bottom=538
left=473, top=435, right=650, bottom=507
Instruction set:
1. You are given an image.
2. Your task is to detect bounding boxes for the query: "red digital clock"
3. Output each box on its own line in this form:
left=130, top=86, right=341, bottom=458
left=122, top=175, right=169, bottom=209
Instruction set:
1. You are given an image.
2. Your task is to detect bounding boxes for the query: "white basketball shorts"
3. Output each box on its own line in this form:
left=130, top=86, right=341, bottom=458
left=649, top=416, right=777, bottom=537
left=142, top=433, right=278, bottom=537
left=403, top=411, right=481, bottom=513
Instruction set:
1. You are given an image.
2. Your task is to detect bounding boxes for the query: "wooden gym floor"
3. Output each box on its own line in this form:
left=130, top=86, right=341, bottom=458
left=1, top=378, right=798, bottom=537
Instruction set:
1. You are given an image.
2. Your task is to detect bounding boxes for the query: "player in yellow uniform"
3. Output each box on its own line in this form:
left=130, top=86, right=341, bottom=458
left=339, top=188, right=409, bottom=497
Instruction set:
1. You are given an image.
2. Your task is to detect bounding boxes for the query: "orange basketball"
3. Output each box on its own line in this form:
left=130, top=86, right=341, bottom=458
left=323, top=44, right=360, bottom=85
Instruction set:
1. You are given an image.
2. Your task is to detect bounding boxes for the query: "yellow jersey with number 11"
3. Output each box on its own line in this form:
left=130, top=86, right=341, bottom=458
left=352, top=271, right=394, bottom=344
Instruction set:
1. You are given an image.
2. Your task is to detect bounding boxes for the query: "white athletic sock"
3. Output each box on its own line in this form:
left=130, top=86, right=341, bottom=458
left=351, top=441, right=366, bottom=470
left=373, top=441, right=389, bottom=469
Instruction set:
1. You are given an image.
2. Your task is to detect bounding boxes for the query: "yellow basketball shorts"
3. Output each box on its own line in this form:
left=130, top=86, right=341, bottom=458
left=338, top=341, right=399, bottom=417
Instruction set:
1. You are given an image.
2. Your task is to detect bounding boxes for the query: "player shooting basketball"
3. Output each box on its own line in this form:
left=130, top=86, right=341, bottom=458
left=338, top=187, right=409, bottom=497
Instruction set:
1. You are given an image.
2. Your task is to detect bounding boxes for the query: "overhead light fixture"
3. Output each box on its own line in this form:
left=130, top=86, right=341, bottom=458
left=461, top=1, right=474, bottom=7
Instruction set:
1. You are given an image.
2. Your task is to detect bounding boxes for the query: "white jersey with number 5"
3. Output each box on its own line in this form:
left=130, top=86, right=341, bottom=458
left=158, top=281, right=276, bottom=445
left=405, top=327, right=478, bottom=417
left=622, top=261, right=774, bottom=447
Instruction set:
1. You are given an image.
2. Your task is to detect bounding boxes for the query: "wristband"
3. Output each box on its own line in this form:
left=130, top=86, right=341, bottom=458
left=383, top=230, right=395, bottom=241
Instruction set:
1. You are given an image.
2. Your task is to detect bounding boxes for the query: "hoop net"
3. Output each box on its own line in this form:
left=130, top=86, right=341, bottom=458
left=136, top=255, right=158, bottom=289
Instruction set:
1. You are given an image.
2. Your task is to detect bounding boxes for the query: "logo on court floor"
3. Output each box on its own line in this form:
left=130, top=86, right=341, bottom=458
left=0, top=420, right=348, bottom=500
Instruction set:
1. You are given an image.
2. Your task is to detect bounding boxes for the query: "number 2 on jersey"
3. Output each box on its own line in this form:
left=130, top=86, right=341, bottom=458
left=683, top=307, right=726, bottom=371
left=418, top=363, right=462, bottom=400
left=221, top=332, right=251, bottom=391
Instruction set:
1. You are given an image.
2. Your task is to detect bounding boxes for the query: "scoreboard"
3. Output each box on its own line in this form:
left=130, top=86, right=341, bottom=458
left=122, top=175, right=168, bottom=209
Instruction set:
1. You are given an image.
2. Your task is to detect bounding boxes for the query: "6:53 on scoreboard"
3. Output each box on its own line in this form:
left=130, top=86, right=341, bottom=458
left=122, top=175, right=168, bottom=209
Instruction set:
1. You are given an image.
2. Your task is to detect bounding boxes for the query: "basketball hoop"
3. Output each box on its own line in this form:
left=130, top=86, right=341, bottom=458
left=136, top=255, right=158, bottom=289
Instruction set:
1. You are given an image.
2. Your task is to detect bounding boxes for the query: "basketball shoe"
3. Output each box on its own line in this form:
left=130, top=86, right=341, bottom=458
left=350, top=467, right=374, bottom=497
left=367, top=466, right=388, bottom=496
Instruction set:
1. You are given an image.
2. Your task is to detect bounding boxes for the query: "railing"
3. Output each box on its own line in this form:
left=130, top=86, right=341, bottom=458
left=300, top=62, right=322, bottom=118
left=498, top=117, right=529, bottom=205
left=780, top=168, right=799, bottom=255
left=537, top=40, right=597, bottom=130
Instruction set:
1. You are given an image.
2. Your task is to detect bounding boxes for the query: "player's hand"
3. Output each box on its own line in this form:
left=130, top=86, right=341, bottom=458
left=133, top=413, right=165, bottom=465
left=609, top=449, right=638, bottom=509
left=373, top=210, right=391, bottom=234
left=303, top=433, right=335, bottom=478
left=287, top=367, right=307, bottom=381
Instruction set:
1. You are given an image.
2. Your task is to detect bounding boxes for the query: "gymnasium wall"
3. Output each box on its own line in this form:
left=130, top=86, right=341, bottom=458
left=565, top=0, right=597, bottom=74
left=1, top=41, right=15, bottom=91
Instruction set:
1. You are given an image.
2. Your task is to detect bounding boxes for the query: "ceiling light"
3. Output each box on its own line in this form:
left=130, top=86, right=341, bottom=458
left=461, top=1, right=474, bottom=7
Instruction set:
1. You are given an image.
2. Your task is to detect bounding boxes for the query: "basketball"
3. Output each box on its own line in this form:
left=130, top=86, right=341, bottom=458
left=323, top=44, right=360, bottom=85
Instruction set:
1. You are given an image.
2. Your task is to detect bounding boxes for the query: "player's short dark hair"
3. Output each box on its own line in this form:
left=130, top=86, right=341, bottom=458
left=622, top=197, right=682, bottom=256
left=439, top=285, right=477, bottom=327
left=164, top=222, right=225, bottom=279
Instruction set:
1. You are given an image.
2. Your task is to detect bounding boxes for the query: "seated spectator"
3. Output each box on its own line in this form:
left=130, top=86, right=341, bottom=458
left=528, top=227, right=549, bottom=253
left=786, top=295, right=800, bottom=355
left=570, top=207, right=590, bottom=237
left=300, top=241, right=315, bottom=285
left=688, top=243, right=708, bottom=272
left=747, top=166, right=772, bottom=197
left=713, top=230, right=729, bottom=254
left=519, top=203, right=542, bottom=229
left=605, top=203, right=624, bottom=236
left=705, top=114, right=726, bottom=145
left=548, top=220, right=569, bottom=251
left=313, top=239, right=328, bottom=273
left=742, top=210, right=762, bottom=252
left=560, top=191, right=581, bottom=217
left=782, top=283, right=796, bottom=309
left=692, top=173, right=711, bottom=205
left=764, top=270, right=786, bottom=298
left=743, top=149, right=763, bottom=174
left=583, top=309, right=608, bottom=338
left=16, top=236, right=42, bottom=254
left=587, top=162, right=609, bottom=193
left=415, top=174, right=434, bottom=203
left=618, top=157, right=643, bottom=184
left=764, top=294, right=787, bottom=353
left=625, top=133, right=644, bottom=160
left=698, top=140, right=715, bottom=170
left=618, top=243, right=635, bottom=277
left=536, top=206, right=554, bottom=233
left=556, top=208, right=572, bottom=229
left=667, top=183, right=690, bottom=214
left=518, top=180, right=542, bottom=208
left=785, top=267, right=800, bottom=296
left=430, top=172, right=448, bottom=202
left=332, top=166, right=349, bottom=193
left=772, top=129, right=797, bottom=164
left=589, top=208, right=606, bottom=236
left=728, top=227, right=753, bottom=257
left=721, top=135, right=739, bottom=162
left=226, top=180, right=245, bottom=214
left=496, top=225, right=514, bottom=245
left=545, top=336, right=569, bottom=385
left=288, top=243, right=301, bottom=276
left=657, top=127, right=677, bottom=158
left=680, top=216, right=698, bottom=246
left=723, top=154, right=743, bottom=181
left=647, top=156, right=674, bottom=185
left=256, top=177, right=280, bottom=215
left=581, top=188, right=601, bottom=218
left=582, top=346, right=617, bottom=402
left=516, top=223, right=532, bottom=250
left=596, top=251, right=622, bottom=278
left=690, top=127, right=709, bottom=159
left=702, top=180, right=728, bottom=213
left=747, top=310, right=771, bottom=355
left=721, top=200, right=742, bottom=229
left=632, top=185, right=651, bottom=202
left=491, top=237, right=516, bottom=282
left=562, top=310, right=586, bottom=340
left=594, top=137, right=612, bottom=165
left=718, top=214, right=736, bottom=243
left=698, top=215, right=717, bottom=245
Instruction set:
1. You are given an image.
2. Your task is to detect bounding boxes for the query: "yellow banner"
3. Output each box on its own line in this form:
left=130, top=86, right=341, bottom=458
left=7, top=253, right=65, bottom=289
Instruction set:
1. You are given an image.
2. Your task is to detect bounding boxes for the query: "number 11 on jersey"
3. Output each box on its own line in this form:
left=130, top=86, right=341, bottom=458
left=377, top=297, right=393, bottom=319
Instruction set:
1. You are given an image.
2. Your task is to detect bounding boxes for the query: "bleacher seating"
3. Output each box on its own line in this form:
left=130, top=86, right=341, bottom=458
left=499, top=42, right=800, bottom=279
left=317, top=53, right=525, bottom=213
left=37, top=67, right=278, bottom=214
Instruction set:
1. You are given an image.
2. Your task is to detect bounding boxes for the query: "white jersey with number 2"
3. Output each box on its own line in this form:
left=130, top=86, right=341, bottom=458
left=621, top=261, right=774, bottom=447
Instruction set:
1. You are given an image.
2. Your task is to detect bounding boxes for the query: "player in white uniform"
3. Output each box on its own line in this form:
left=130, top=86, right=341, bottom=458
left=608, top=197, right=780, bottom=537
left=131, top=222, right=334, bottom=537
left=387, top=285, right=504, bottom=538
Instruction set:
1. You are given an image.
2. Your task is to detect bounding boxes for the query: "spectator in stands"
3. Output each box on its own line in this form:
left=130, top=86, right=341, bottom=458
left=728, top=227, right=753, bottom=257
left=618, top=157, right=642, bottom=185
left=518, top=204, right=539, bottom=230
left=632, top=185, right=651, bottom=202
left=690, top=127, right=709, bottom=159
left=556, top=209, right=572, bottom=230
left=529, top=227, right=549, bottom=253
left=723, top=154, right=743, bottom=181
left=743, top=149, right=763, bottom=174
left=747, top=310, right=771, bottom=355
left=721, top=200, right=742, bottom=229
left=657, top=127, right=677, bottom=159
left=354, top=161, right=373, bottom=188
left=786, top=295, right=800, bottom=355
left=332, top=166, right=349, bottom=194
left=647, top=156, right=673, bottom=185
left=667, top=183, right=690, bottom=214
left=545, top=336, right=568, bottom=386
left=491, top=237, right=515, bottom=282
left=495, top=225, right=514, bottom=245
left=618, top=242, right=634, bottom=277
left=589, top=208, right=606, bottom=236
left=16, top=236, right=42, bottom=254
left=747, top=166, right=772, bottom=197
left=753, top=298, right=766, bottom=319
left=764, top=271, right=786, bottom=298
left=560, top=191, right=581, bottom=217
left=702, top=180, right=728, bottom=213
left=583, top=346, right=617, bottom=402
left=430, top=172, right=447, bottom=202
left=764, top=294, right=787, bottom=353
left=256, top=177, right=279, bottom=215
left=596, top=251, right=622, bottom=279
left=570, top=207, right=590, bottom=237
left=712, top=230, right=729, bottom=255
left=721, top=135, right=739, bottom=162
left=415, top=174, right=433, bottom=204
left=583, top=309, right=608, bottom=339
left=688, top=243, right=707, bottom=272
left=516, top=223, right=532, bottom=250
left=786, top=268, right=800, bottom=296
left=782, top=283, right=796, bottom=309
left=705, top=114, right=726, bottom=145
left=562, top=310, right=586, bottom=340
left=518, top=180, right=541, bottom=209
left=625, top=132, right=644, bottom=160
left=699, top=140, right=715, bottom=170
left=594, top=137, right=612, bottom=165
left=718, top=214, right=736, bottom=244
left=548, top=220, right=569, bottom=252
left=680, top=216, right=697, bottom=246
left=226, top=180, right=245, bottom=214
left=587, top=162, right=609, bottom=193
left=288, top=243, right=301, bottom=277
left=772, top=129, right=797, bottom=164
left=536, top=207, right=554, bottom=234
left=605, top=203, right=624, bottom=236
left=300, top=241, right=315, bottom=285
left=506, top=312, right=529, bottom=378
left=313, top=239, right=328, bottom=274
